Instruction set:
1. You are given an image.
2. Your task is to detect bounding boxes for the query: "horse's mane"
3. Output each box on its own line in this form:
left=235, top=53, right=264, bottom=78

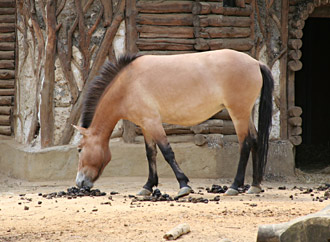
left=81, top=53, right=141, bottom=128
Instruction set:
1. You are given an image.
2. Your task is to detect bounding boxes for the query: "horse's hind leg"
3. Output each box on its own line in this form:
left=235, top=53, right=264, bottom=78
left=247, top=122, right=263, bottom=194
left=137, top=132, right=158, bottom=196
left=225, top=116, right=253, bottom=196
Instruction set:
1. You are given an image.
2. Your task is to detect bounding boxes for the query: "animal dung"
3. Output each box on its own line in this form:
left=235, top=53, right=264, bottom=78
left=163, top=223, right=190, bottom=240
left=40, top=187, right=107, bottom=199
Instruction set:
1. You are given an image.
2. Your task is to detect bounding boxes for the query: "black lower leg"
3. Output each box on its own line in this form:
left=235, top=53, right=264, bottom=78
left=230, top=135, right=253, bottom=190
left=143, top=141, right=158, bottom=192
left=251, top=138, right=261, bottom=187
left=158, top=142, right=190, bottom=189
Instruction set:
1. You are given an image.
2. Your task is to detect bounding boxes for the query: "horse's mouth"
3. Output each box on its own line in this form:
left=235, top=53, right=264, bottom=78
left=76, top=171, right=94, bottom=189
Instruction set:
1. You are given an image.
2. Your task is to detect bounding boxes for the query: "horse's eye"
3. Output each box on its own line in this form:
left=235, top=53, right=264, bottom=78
left=78, top=148, right=82, bottom=153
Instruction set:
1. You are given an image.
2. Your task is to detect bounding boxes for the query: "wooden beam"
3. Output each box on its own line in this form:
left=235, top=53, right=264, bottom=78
left=0, top=1, right=15, bottom=8
left=0, top=96, right=12, bottom=106
left=0, top=23, right=15, bottom=33
left=0, top=43, right=14, bottom=51
left=137, top=25, right=194, bottom=39
left=0, top=60, right=14, bottom=69
left=0, top=89, right=14, bottom=96
left=201, top=27, right=250, bottom=38
left=0, top=70, right=15, bottom=79
left=0, top=8, right=15, bottom=15
left=0, top=115, right=10, bottom=125
left=0, top=33, right=15, bottom=42
left=199, top=15, right=251, bottom=27
left=137, top=1, right=193, bottom=13
left=136, top=14, right=193, bottom=26
left=0, top=106, right=11, bottom=115
left=137, top=38, right=195, bottom=51
left=0, top=15, right=15, bottom=23
left=0, top=79, right=14, bottom=88
left=0, top=126, right=11, bottom=136
left=208, top=38, right=253, bottom=51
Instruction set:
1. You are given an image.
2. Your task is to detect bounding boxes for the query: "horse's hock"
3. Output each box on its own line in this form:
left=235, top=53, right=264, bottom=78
left=0, top=137, right=294, bottom=181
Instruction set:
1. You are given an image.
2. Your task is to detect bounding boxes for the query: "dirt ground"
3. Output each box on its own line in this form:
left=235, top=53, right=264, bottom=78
left=0, top=173, right=329, bottom=242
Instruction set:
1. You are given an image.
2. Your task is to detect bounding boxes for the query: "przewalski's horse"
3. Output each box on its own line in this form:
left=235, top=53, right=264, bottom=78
left=74, top=49, right=274, bottom=197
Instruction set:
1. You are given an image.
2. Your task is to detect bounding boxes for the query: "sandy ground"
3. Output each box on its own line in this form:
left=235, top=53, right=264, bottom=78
left=0, top=174, right=329, bottom=242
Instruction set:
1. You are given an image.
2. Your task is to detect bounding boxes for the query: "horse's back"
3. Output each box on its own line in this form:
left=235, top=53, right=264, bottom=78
left=119, top=49, right=263, bottom=126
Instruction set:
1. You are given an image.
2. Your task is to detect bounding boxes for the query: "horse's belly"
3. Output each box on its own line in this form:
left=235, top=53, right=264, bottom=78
left=160, top=101, right=224, bottom=126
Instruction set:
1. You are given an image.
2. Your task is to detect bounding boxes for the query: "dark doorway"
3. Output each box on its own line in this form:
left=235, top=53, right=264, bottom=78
left=295, top=17, right=330, bottom=171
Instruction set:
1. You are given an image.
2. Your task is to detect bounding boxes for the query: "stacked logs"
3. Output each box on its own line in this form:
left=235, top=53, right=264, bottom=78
left=0, top=0, right=15, bottom=136
left=288, top=106, right=302, bottom=146
left=136, top=0, right=254, bottom=55
left=135, top=109, right=237, bottom=145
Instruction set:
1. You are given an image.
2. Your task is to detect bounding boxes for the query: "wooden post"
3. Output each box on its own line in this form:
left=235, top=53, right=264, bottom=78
left=40, top=1, right=56, bottom=148
left=280, top=0, right=289, bottom=139
left=123, top=0, right=138, bottom=143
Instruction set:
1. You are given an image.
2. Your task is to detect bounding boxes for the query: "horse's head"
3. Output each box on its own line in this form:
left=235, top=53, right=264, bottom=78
left=73, top=125, right=111, bottom=189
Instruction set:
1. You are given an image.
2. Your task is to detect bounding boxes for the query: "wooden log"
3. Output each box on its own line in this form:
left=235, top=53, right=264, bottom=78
left=0, top=15, right=15, bottom=23
left=126, top=0, right=139, bottom=53
left=194, top=134, right=207, bottom=146
left=0, top=89, right=14, bottom=96
left=0, top=60, right=14, bottom=69
left=289, top=0, right=301, bottom=5
left=208, top=38, right=253, bottom=51
left=288, top=117, right=302, bottom=126
left=137, top=38, right=195, bottom=51
left=0, top=106, right=11, bottom=115
left=134, top=134, right=194, bottom=144
left=0, top=1, right=15, bottom=8
left=288, top=39, right=302, bottom=50
left=0, top=8, right=15, bottom=15
left=235, top=0, right=246, bottom=8
left=137, top=25, right=194, bottom=39
left=288, top=106, right=302, bottom=117
left=209, top=3, right=252, bottom=15
left=288, top=60, right=302, bottom=71
left=136, top=14, right=193, bottom=26
left=290, top=126, right=302, bottom=136
left=212, top=109, right=231, bottom=120
left=289, top=29, right=303, bottom=39
left=163, top=223, right=191, bottom=240
left=0, top=96, right=13, bottom=106
left=0, top=70, right=15, bottom=79
left=200, top=27, right=250, bottom=38
left=0, top=33, right=15, bottom=42
left=0, top=126, right=11, bottom=136
left=290, top=19, right=305, bottom=30
left=138, top=50, right=196, bottom=55
left=0, top=79, right=14, bottom=88
left=223, top=135, right=238, bottom=142
left=0, top=51, right=14, bottom=59
left=0, top=23, right=15, bottom=33
left=306, top=2, right=315, bottom=14
left=199, top=15, right=251, bottom=27
left=137, top=1, right=193, bottom=13
left=289, top=49, right=302, bottom=60
left=0, top=43, right=14, bottom=51
left=289, top=135, right=302, bottom=146
left=0, top=115, right=10, bottom=125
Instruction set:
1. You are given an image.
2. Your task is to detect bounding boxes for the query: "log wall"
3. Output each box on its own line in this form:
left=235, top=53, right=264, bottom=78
left=126, top=0, right=254, bottom=143
left=0, top=0, right=15, bottom=136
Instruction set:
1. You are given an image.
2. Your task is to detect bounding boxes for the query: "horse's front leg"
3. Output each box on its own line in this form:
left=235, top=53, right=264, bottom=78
left=137, top=137, right=158, bottom=196
left=157, top=141, right=192, bottom=198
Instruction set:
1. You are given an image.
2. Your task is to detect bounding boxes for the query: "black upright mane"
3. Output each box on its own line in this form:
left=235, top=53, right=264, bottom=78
left=81, top=54, right=141, bottom=128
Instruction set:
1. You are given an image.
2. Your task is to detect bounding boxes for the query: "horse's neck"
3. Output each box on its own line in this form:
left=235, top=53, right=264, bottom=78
left=89, top=98, right=120, bottom=141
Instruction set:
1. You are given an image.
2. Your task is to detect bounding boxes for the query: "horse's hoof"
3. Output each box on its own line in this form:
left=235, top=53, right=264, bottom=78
left=137, top=188, right=152, bottom=196
left=174, top=187, right=192, bottom=199
left=247, top=186, right=262, bottom=194
left=224, top=188, right=239, bottom=196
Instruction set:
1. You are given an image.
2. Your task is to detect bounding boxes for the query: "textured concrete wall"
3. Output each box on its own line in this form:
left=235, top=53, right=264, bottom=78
left=0, top=139, right=294, bottom=182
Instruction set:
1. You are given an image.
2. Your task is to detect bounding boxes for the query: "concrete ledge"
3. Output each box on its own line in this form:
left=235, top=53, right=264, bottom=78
left=0, top=138, right=295, bottom=181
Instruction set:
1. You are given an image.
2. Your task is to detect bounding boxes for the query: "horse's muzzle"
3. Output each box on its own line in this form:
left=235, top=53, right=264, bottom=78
left=76, top=171, right=94, bottom=189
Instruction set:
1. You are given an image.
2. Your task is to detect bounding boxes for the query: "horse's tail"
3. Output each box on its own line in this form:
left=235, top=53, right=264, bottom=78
left=257, top=63, right=274, bottom=181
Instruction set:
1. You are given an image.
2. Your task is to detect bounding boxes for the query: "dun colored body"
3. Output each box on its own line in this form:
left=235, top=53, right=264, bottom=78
left=74, top=49, right=274, bottom=196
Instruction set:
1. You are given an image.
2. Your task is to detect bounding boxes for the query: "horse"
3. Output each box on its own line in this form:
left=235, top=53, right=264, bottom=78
left=73, top=49, right=274, bottom=197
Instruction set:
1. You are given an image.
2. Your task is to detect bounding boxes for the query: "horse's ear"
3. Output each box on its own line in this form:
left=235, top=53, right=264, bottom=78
left=72, top=125, right=88, bottom=136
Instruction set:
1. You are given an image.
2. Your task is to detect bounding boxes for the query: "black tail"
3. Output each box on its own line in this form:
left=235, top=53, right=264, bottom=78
left=257, top=63, right=274, bottom=181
